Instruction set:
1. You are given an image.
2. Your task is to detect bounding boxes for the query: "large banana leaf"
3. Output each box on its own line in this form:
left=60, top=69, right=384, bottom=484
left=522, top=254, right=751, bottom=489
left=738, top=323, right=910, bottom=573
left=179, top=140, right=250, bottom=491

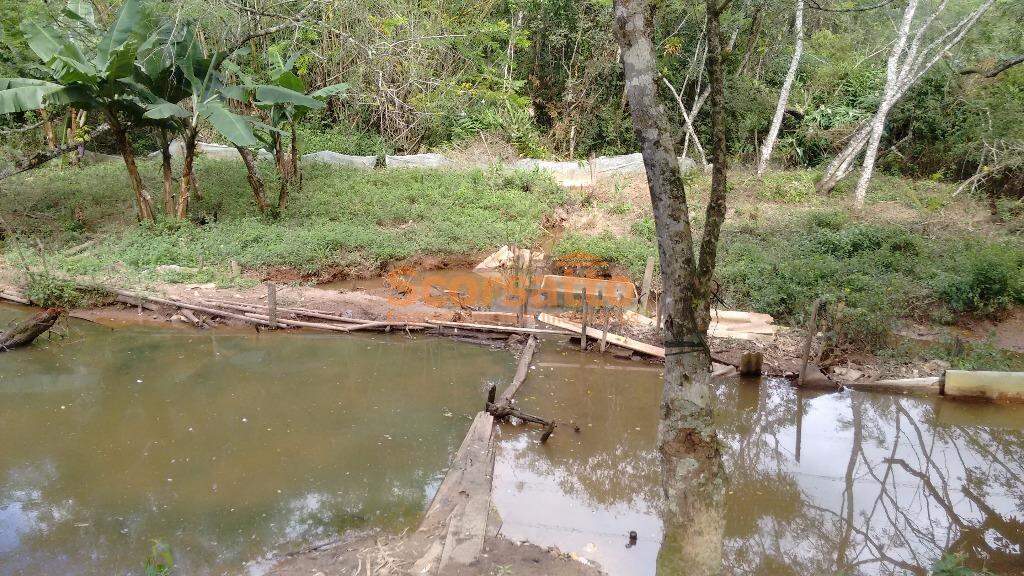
left=143, top=100, right=190, bottom=120
left=0, top=79, right=71, bottom=113
left=254, top=85, right=324, bottom=109
left=311, top=83, right=350, bottom=99
left=95, top=0, right=143, bottom=72
left=64, top=0, right=97, bottom=28
left=198, top=101, right=260, bottom=147
left=20, top=21, right=78, bottom=64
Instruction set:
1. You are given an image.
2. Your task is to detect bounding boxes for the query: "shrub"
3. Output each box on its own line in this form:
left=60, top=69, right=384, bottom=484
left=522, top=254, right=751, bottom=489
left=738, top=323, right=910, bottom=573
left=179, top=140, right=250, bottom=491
left=936, top=243, right=1024, bottom=316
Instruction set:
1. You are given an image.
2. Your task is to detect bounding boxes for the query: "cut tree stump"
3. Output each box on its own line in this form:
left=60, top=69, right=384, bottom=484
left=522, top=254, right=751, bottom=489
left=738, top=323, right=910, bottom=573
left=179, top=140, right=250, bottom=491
left=0, top=308, right=61, bottom=351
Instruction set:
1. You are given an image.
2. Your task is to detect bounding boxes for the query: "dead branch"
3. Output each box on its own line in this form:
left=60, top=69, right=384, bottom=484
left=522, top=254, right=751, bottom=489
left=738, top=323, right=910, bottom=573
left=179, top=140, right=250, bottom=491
left=960, top=54, right=1024, bottom=78
left=0, top=124, right=110, bottom=181
left=0, top=308, right=62, bottom=351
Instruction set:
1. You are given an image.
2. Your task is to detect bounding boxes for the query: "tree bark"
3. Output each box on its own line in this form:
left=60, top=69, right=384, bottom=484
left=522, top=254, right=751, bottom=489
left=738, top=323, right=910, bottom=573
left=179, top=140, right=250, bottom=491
left=274, top=133, right=290, bottom=211
left=157, top=128, right=175, bottom=215
left=852, top=0, right=920, bottom=207
left=612, top=1, right=727, bottom=574
left=176, top=125, right=199, bottom=219
left=39, top=108, right=58, bottom=149
left=0, top=308, right=61, bottom=351
left=756, top=0, right=804, bottom=176
left=237, top=146, right=269, bottom=213
left=106, top=110, right=155, bottom=222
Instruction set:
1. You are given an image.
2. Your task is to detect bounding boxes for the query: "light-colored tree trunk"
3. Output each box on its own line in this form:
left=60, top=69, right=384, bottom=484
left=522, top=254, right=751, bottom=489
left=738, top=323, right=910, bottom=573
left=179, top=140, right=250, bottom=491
left=852, top=0, right=919, bottom=207
left=662, top=77, right=709, bottom=170
left=756, top=0, right=804, bottom=176
left=818, top=0, right=995, bottom=198
left=612, top=1, right=728, bottom=574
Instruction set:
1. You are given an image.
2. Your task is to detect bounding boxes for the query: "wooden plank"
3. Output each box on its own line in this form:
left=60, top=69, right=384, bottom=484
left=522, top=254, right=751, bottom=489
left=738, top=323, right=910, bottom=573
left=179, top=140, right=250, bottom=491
left=537, top=312, right=665, bottom=358
left=266, top=282, right=277, bottom=329
left=499, top=336, right=537, bottom=404
left=428, top=320, right=572, bottom=336
left=638, top=256, right=655, bottom=312
left=202, top=299, right=376, bottom=325
left=420, top=412, right=495, bottom=529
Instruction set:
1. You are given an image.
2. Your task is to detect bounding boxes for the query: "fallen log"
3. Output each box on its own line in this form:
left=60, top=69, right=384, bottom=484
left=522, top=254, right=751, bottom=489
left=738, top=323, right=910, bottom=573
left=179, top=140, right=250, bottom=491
left=0, top=290, right=31, bottom=305
left=499, top=335, right=537, bottom=404
left=537, top=312, right=665, bottom=358
left=0, top=308, right=61, bottom=351
left=242, top=312, right=423, bottom=333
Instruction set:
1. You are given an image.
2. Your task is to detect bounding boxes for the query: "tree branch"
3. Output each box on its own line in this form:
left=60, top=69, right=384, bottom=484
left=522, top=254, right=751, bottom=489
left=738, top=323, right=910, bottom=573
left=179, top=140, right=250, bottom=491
left=0, top=124, right=110, bottom=181
left=960, top=55, right=1024, bottom=78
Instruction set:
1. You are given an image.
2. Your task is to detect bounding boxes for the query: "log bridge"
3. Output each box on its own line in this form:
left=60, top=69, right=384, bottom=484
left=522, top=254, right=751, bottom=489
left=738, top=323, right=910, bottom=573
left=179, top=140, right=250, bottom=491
left=412, top=335, right=545, bottom=574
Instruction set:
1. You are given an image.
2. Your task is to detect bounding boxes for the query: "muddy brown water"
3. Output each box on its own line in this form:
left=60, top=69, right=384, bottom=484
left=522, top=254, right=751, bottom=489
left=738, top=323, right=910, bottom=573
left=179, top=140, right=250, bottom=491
left=2, top=305, right=1023, bottom=576
left=495, top=344, right=1024, bottom=576
left=0, top=304, right=513, bottom=575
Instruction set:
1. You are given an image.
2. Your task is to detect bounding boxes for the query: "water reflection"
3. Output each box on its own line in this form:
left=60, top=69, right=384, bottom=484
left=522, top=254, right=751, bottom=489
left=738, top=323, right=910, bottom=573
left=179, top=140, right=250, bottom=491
left=0, top=305, right=513, bottom=576
left=494, top=346, right=1024, bottom=576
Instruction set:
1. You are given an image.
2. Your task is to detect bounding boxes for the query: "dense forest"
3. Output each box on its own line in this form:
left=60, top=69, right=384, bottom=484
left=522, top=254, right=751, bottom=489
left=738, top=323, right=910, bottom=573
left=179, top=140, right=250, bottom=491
left=2, top=0, right=1022, bottom=198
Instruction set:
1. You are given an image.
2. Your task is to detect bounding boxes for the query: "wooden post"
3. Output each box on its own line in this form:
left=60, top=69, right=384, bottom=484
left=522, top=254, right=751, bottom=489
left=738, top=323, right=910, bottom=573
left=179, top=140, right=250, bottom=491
left=579, top=287, right=588, bottom=351
left=600, top=310, right=611, bottom=353
left=519, top=285, right=532, bottom=328
left=638, top=256, right=655, bottom=312
left=266, top=282, right=278, bottom=329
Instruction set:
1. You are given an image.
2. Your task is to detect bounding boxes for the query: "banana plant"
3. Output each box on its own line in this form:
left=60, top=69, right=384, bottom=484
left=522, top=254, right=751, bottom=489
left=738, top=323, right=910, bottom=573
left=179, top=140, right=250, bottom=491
left=132, top=22, right=274, bottom=218
left=233, top=51, right=347, bottom=211
left=0, top=0, right=160, bottom=220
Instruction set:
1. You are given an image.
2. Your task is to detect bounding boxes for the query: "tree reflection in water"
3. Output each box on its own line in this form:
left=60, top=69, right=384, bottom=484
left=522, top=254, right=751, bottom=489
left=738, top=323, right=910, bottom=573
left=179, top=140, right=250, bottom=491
left=494, top=359, right=1024, bottom=576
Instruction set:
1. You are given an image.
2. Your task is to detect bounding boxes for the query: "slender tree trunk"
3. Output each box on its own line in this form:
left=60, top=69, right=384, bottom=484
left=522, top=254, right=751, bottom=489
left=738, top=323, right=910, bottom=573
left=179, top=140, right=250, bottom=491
left=39, top=108, right=58, bottom=149
left=106, top=110, right=155, bottom=222
left=157, top=128, right=175, bottom=215
left=662, top=78, right=709, bottom=169
left=852, top=0, right=919, bottom=207
left=176, top=125, right=199, bottom=219
left=236, top=146, right=269, bottom=213
left=275, top=133, right=291, bottom=211
left=612, top=1, right=727, bottom=574
left=65, top=108, right=81, bottom=167
left=290, top=123, right=301, bottom=192
left=756, top=0, right=804, bottom=176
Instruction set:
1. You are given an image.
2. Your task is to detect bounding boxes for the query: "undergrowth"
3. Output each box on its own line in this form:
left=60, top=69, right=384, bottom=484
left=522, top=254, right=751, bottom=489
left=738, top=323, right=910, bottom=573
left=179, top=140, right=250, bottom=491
left=0, top=158, right=565, bottom=286
left=556, top=208, right=1024, bottom=351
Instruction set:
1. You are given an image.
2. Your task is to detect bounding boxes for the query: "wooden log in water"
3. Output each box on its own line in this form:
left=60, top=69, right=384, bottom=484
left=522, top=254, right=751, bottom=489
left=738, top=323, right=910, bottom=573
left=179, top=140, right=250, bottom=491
left=846, top=376, right=940, bottom=394
left=0, top=308, right=61, bottom=351
left=201, top=299, right=376, bottom=325
left=428, top=320, right=572, bottom=336
left=499, top=335, right=538, bottom=404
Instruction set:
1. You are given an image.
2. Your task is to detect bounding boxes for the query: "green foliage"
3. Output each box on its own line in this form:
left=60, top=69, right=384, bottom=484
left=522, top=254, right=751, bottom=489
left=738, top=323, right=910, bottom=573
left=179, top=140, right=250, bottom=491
left=930, top=553, right=993, bottom=576
left=935, top=243, right=1024, bottom=316
left=144, top=540, right=174, bottom=576
left=24, top=273, right=83, bottom=307
left=296, top=120, right=392, bottom=156
left=757, top=170, right=818, bottom=203
left=2, top=159, right=566, bottom=280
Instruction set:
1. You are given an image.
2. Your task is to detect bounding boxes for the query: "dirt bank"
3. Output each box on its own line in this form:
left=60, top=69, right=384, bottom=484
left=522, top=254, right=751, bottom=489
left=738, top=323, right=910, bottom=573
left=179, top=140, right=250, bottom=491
left=267, top=531, right=605, bottom=576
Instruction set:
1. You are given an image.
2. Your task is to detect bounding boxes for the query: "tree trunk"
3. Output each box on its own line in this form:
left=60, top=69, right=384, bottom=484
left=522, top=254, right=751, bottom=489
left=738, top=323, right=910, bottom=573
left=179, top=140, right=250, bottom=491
left=176, top=125, right=199, bottom=219
left=65, top=108, right=81, bottom=167
left=0, top=308, right=61, bottom=351
left=290, top=123, right=301, bottom=192
left=157, top=128, right=175, bottom=215
left=612, top=1, right=727, bottom=574
left=756, top=0, right=804, bottom=176
left=852, top=0, right=920, bottom=207
left=236, top=146, right=269, bottom=213
left=39, top=108, right=58, bottom=149
left=106, top=110, right=155, bottom=222
left=275, top=133, right=291, bottom=211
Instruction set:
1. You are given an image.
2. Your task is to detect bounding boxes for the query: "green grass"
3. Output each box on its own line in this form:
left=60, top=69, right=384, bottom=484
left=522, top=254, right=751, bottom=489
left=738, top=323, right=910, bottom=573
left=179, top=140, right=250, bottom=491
left=1, top=158, right=565, bottom=286
left=556, top=208, right=1024, bottom=351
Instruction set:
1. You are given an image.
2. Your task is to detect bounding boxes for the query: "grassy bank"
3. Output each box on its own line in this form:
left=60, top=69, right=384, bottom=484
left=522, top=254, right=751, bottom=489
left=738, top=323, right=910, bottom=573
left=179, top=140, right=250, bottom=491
left=555, top=170, right=1024, bottom=354
left=0, top=159, right=564, bottom=287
